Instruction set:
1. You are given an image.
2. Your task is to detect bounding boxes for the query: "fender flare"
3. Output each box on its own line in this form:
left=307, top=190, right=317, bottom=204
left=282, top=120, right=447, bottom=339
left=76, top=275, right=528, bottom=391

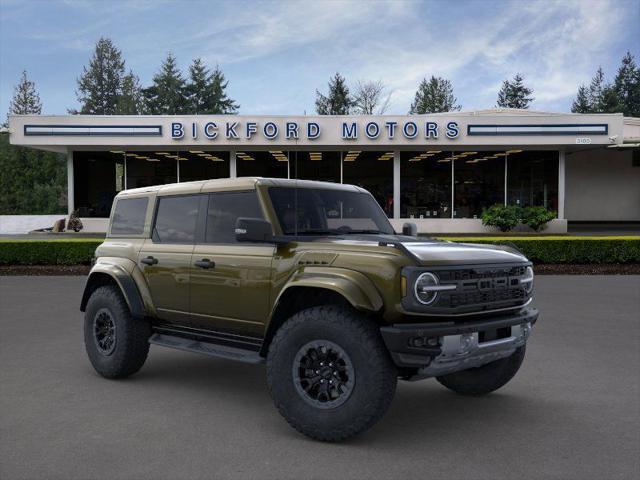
left=271, top=267, right=384, bottom=316
left=80, top=261, right=146, bottom=320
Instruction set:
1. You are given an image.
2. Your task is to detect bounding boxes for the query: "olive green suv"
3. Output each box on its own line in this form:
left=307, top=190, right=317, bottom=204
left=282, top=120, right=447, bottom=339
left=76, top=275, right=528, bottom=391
left=81, top=177, right=538, bottom=441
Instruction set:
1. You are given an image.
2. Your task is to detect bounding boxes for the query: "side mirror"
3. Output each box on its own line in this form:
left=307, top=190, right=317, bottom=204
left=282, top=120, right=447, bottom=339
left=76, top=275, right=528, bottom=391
left=235, top=217, right=274, bottom=243
left=402, top=222, right=418, bottom=237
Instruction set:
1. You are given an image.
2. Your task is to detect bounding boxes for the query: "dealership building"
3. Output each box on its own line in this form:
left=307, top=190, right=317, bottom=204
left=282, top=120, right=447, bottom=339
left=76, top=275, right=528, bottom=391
left=6, top=109, right=640, bottom=233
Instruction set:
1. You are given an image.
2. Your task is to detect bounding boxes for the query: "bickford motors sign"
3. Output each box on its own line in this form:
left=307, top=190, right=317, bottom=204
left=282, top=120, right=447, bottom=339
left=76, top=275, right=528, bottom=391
left=171, top=119, right=461, bottom=141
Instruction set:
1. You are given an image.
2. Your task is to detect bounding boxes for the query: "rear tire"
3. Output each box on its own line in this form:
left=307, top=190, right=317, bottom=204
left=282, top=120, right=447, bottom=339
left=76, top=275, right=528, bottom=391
left=266, top=305, right=397, bottom=442
left=436, top=346, right=526, bottom=396
left=84, top=285, right=151, bottom=379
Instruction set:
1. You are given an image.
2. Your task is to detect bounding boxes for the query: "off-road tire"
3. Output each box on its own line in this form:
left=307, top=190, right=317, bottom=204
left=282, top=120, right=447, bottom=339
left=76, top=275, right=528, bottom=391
left=436, top=346, right=526, bottom=396
left=84, top=285, right=151, bottom=379
left=266, top=305, right=397, bottom=442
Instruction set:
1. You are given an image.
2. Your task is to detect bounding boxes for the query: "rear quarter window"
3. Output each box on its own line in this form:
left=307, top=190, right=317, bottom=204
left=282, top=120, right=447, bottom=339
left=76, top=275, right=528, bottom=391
left=110, top=197, right=149, bottom=235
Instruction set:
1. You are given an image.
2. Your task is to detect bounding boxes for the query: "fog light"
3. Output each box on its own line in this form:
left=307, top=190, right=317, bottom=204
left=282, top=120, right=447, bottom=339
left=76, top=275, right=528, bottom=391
left=459, top=334, right=473, bottom=353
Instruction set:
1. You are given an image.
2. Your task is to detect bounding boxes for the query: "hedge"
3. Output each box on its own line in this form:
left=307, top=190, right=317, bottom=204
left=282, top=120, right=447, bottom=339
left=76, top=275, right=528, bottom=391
left=0, top=239, right=103, bottom=265
left=0, top=237, right=639, bottom=266
left=439, top=236, right=640, bottom=264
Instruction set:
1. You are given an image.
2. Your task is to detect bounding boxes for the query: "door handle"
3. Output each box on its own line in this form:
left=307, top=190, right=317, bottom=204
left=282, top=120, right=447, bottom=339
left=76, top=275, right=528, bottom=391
left=194, top=259, right=215, bottom=269
left=141, top=256, right=158, bottom=266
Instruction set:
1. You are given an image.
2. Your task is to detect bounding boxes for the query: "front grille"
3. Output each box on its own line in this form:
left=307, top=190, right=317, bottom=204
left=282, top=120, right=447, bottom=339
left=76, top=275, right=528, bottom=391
left=434, top=265, right=529, bottom=312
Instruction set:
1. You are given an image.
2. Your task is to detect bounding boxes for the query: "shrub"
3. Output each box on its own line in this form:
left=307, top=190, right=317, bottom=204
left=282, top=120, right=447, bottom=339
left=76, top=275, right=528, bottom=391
left=0, top=239, right=103, bottom=265
left=440, top=237, right=640, bottom=264
left=481, top=205, right=520, bottom=232
left=521, top=206, right=556, bottom=232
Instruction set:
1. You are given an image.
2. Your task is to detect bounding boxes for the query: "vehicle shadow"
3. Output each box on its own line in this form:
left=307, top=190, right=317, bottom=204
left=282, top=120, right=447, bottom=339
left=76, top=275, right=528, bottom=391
left=129, top=349, right=552, bottom=447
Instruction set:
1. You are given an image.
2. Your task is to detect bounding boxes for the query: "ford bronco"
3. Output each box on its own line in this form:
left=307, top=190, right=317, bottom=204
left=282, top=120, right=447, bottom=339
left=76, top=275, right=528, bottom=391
left=81, top=177, right=537, bottom=441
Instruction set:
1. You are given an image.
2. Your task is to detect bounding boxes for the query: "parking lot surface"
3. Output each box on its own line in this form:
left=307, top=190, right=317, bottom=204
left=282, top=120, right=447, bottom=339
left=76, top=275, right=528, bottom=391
left=1, top=275, right=639, bottom=480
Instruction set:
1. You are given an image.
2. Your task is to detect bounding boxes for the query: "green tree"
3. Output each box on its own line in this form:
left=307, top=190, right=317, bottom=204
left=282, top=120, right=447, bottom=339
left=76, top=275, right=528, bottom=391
left=315, top=73, right=353, bottom=115
left=74, top=37, right=126, bottom=114
left=185, top=59, right=239, bottom=114
left=409, top=76, right=460, bottom=114
left=1, top=70, right=66, bottom=215
left=143, top=53, right=188, bottom=114
left=613, top=51, right=640, bottom=117
left=207, top=65, right=239, bottom=114
left=8, top=70, right=42, bottom=117
left=571, top=85, right=591, bottom=113
left=115, top=71, right=144, bottom=114
left=496, top=73, right=534, bottom=109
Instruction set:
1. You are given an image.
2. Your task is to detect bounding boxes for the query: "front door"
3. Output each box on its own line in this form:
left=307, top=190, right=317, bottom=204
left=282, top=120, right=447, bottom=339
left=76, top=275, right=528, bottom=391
left=189, top=190, right=274, bottom=336
left=138, top=194, right=203, bottom=324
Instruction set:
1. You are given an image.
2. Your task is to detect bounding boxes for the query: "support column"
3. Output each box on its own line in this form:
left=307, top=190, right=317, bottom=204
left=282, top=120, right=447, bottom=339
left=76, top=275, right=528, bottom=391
left=229, top=150, right=237, bottom=178
left=393, top=150, right=400, bottom=219
left=66, top=149, right=74, bottom=216
left=558, top=149, right=566, bottom=219
left=504, top=154, right=508, bottom=205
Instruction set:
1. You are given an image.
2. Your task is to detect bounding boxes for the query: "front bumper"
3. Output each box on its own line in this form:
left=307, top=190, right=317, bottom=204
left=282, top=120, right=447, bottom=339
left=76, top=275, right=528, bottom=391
left=380, top=307, right=538, bottom=380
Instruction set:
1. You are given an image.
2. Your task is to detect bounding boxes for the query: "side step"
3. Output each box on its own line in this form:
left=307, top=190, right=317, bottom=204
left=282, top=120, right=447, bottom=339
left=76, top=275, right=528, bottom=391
left=149, top=333, right=265, bottom=364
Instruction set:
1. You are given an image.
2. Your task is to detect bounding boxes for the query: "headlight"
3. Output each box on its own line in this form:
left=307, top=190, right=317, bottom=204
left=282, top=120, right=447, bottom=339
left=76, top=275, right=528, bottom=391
left=521, top=266, right=534, bottom=294
left=414, top=272, right=442, bottom=305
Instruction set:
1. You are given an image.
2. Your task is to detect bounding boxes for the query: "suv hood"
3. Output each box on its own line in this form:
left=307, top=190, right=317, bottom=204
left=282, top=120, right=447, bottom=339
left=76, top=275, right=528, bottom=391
left=309, top=234, right=528, bottom=266
left=401, top=240, right=528, bottom=266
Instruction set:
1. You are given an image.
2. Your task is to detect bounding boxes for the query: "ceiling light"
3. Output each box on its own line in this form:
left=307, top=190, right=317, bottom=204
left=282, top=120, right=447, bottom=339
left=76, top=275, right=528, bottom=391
left=155, top=152, right=170, bottom=155
left=135, top=156, right=148, bottom=159
left=427, top=150, right=442, bottom=154
left=437, top=159, right=451, bottom=163
left=507, top=150, right=523, bottom=154
left=146, top=158, right=160, bottom=162
left=110, top=150, right=125, bottom=154
left=125, top=153, right=137, bottom=157
left=189, top=150, right=204, bottom=154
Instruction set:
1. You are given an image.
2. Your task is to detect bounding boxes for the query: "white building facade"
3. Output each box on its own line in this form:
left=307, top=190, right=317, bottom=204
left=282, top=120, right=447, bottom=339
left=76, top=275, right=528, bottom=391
left=7, top=109, right=640, bottom=234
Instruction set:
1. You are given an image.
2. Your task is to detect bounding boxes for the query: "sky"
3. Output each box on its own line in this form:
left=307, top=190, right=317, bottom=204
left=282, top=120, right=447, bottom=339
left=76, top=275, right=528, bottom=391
left=0, top=0, right=638, bottom=117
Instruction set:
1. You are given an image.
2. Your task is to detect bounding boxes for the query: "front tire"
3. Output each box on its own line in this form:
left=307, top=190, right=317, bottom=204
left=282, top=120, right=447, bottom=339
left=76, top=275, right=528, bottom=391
left=84, top=285, right=151, bottom=379
left=266, top=305, right=397, bottom=442
left=436, top=346, right=526, bottom=396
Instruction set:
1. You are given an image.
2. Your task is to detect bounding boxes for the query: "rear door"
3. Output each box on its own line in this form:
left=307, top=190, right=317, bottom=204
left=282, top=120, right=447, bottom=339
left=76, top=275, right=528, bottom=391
left=189, top=190, right=275, bottom=336
left=138, top=194, right=204, bottom=324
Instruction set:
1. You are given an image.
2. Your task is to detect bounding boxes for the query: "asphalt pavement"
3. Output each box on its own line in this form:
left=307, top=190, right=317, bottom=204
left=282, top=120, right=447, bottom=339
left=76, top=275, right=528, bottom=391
left=1, top=275, right=638, bottom=480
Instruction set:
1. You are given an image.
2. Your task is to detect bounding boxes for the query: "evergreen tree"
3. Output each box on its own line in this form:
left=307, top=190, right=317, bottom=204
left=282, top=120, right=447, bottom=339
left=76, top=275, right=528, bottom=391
left=186, top=58, right=209, bottom=114
left=571, top=85, right=591, bottom=113
left=75, top=37, right=126, bottom=114
left=409, top=76, right=460, bottom=114
left=496, top=73, right=534, bottom=109
left=116, top=71, right=144, bottom=115
left=613, top=51, right=640, bottom=117
left=143, top=53, right=188, bottom=114
left=207, top=65, right=239, bottom=114
left=185, top=59, right=239, bottom=114
left=587, top=67, right=607, bottom=112
left=8, top=70, right=42, bottom=116
left=315, top=73, right=353, bottom=115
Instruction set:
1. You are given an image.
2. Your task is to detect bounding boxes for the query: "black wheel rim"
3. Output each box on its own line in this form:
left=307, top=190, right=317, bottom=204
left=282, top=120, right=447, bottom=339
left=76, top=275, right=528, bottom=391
left=93, top=308, right=116, bottom=356
left=293, top=340, right=355, bottom=409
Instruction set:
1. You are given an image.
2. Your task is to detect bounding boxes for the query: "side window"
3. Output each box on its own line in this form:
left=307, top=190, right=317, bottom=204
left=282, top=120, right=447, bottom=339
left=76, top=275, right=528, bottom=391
left=205, top=191, right=264, bottom=243
left=110, top=197, right=148, bottom=235
left=153, top=195, right=200, bottom=243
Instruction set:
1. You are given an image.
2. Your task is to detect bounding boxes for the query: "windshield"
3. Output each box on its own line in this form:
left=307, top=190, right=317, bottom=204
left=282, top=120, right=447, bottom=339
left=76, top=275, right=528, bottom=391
left=268, top=187, right=395, bottom=235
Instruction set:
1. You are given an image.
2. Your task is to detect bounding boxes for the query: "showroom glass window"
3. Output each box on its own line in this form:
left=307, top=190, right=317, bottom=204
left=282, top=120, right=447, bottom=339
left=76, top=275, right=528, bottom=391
left=401, top=151, right=452, bottom=218
left=507, top=150, right=558, bottom=212
left=290, top=151, right=341, bottom=183
left=236, top=151, right=289, bottom=178
left=342, top=151, right=394, bottom=217
left=453, top=151, right=505, bottom=218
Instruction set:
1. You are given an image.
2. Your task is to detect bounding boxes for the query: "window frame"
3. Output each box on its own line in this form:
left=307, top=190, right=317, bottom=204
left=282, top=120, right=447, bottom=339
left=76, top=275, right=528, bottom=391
left=150, top=193, right=207, bottom=245
left=202, top=189, right=267, bottom=245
